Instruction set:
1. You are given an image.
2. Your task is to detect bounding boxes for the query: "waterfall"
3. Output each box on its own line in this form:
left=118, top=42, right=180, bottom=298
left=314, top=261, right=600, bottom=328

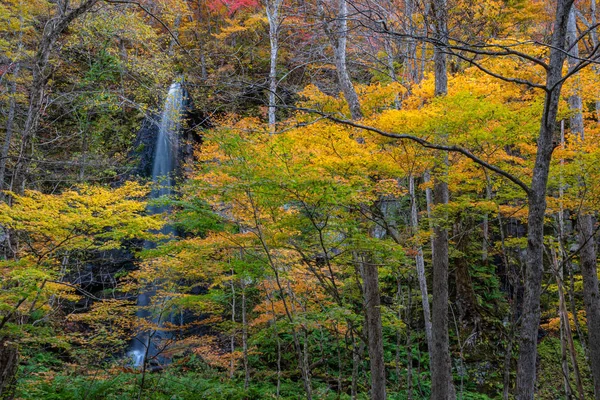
left=128, top=82, right=184, bottom=368
left=151, top=82, right=184, bottom=202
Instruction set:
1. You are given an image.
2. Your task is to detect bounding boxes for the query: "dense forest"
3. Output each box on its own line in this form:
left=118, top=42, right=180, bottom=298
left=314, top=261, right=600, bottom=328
left=2, top=0, right=600, bottom=399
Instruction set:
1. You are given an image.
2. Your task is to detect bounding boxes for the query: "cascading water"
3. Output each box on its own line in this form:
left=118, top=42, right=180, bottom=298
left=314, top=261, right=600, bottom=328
left=128, top=82, right=184, bottom=368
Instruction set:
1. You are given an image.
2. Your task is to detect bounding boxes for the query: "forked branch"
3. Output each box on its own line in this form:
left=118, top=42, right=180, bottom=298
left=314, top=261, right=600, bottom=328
left=288, top=106, right=532, bottom=195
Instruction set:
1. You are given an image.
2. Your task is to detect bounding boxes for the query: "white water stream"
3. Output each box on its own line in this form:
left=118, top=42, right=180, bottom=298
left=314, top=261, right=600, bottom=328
left=128, top=82, right=184, bottom=368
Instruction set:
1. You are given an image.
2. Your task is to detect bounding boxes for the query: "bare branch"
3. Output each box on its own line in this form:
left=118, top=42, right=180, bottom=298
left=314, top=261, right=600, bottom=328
left=47, top=280, right=135, bottom=302
left=447, top=51, right=547, bottom=90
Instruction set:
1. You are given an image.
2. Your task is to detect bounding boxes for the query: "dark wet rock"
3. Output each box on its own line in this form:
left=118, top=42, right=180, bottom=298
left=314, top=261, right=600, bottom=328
left=130, top=114, right=160, bottom=178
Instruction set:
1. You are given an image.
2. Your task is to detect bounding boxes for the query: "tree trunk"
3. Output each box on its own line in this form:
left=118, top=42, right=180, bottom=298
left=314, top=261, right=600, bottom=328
left=454, top=221, right=481, bottom=330
left=566, top=8, right=600, bottom=399
left=230, top=273, right=236, bottom=379
left=0, top=339, right=18, bottom=400
left=498, top=213, right=516, bottom=399
left=516, top=1, right=574, bottom=398
left=351, top=330, right=362, bottom=400
left=266, top=0, right=282, bottom=131
left=566, top=11, right=584, bottom=136
left=404, top=0, right=418, bottom=85
left=588, top=0, right=600, bottom=122
left=333, top=0, right=363, bottom=120
left=557, top=119, right=572, bottom=400
left=430, top=176, right=455, bottom=400
left=430, top=0, right=455, bottom=396
left=482, top=178, right=492, bottom=261
left=286, top=282, right=313, bottom=400
left=268, top=290, right=281, bottom=398
left=559, top=311, right=573, bottom=399
left=409, top=176, right=433, bottom=353
left=560, top=277, right=585, bottom=400
left=242, top=279, right=249, bottom=389
left=405, top=277, right=414, bottom=400
left=502, top=310, right=515, bottom=400
left=578, top=214, right=600, bottom=399
left=362, top=255, right=386, bottom=400
left=383, top=37, right=401, bottom=109
left=0, top=63, right=19, bottom=194
left=553, top=248, right=585, bottom=400
left=319, top=0, right=363, bottom=120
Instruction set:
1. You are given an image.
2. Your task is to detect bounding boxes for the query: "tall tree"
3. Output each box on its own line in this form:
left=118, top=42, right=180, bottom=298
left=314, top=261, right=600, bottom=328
left=361, top=253, right=386, bottom=400
left=318, top=0, right=363, bottom=119
left=567, top=8, right=600, bottom=399
left=516, top=0, right=575, bottom=398
left=266, top=0, right=283, bottom=132
left=429, top=0, right=455, bottom=397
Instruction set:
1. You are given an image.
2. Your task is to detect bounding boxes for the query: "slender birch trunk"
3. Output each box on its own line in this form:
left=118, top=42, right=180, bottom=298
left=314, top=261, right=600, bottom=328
left=552, top=248, right=585, bottom=400
left=318, top=0, right=363, bottom=119
left=230, top=272, right=236, bottom=379
left=266, top=0, right=283, bottom=132
left=242, top=279, right=249, bottom=389
left=409, top=176, right=433, bottom=353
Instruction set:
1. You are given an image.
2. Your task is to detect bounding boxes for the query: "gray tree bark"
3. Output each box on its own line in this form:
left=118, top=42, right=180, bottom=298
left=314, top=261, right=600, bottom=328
left=409, top=176, right=433, bottom=353
left=578, top=214, right=600, bottom=399
left=566, top=9, right=600, bottom=399
left=242, top=279, right=249, bottom=389
left=266, top=0, right=283, bottom=131
left=552, top=247, right=585, bottom=400
left=230, top=275, right=236, bottom=379
left=362, top=255, right=386, bottom=400
left=333, top=0, right=362, bottom=119
left=319, top=0, right=363, bottom=120
left=516, top=1, right=574, bottom=398
left=430, top=0, right=455, bottom=397
left=0, top=63, right=19, bottom=193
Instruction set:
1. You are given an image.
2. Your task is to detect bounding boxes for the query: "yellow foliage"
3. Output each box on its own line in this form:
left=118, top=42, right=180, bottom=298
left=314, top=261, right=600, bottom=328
left=0, top=182, right=163, bottom=346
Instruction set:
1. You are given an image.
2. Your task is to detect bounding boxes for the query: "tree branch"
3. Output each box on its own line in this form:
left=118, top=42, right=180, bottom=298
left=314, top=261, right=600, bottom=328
left=286, top=106, right=532, bottom=195
left=47, top=280, right=136, bottom=302
left=447, top=51, right=547, bottom=90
